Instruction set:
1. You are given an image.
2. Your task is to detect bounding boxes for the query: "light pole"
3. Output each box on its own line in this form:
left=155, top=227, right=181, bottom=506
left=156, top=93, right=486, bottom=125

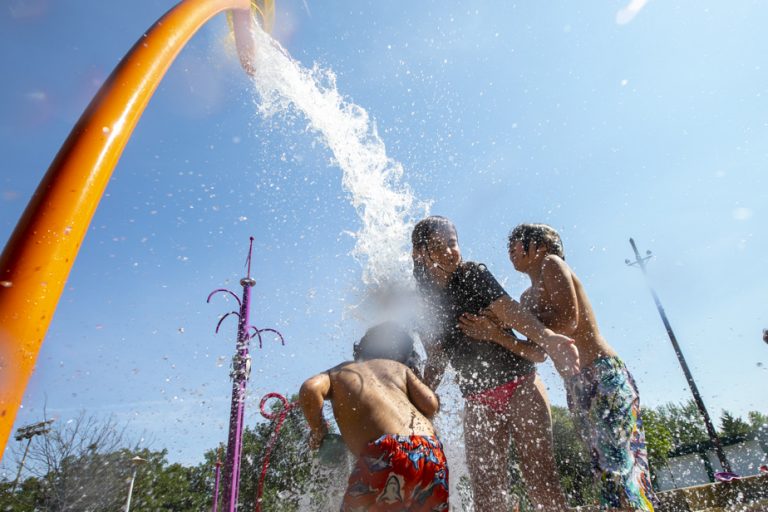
left=124, top=456, right=146, bottom=512
left=212, top=448, right=223, bottom=512
left=12, top=419, right=55, bottom=492
left=626, top=237, right=732, bottom=474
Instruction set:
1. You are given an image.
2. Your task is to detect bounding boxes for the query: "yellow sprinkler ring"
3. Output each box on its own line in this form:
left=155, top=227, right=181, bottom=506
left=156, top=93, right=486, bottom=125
left=228, top=0, right=275, bottom=34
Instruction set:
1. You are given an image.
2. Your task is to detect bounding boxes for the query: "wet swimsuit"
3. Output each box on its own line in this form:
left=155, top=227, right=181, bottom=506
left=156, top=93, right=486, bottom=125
left=341, top=434, right=449, bottom=512
left=465, top=371, right=535, bottom=414
left=423, top=261, right=536, bottom=397
left=566, top=356, right=657, bottom=511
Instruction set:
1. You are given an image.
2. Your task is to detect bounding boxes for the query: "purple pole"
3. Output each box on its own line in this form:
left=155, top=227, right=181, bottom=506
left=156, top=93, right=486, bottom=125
left=212, top=458, right=222, bottom=512
left=221, top=237, right=256, bottom=511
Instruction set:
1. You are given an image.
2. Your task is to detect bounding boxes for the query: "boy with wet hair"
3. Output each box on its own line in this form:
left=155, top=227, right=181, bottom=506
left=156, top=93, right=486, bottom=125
left=299, top=322, right=449, bottom=511
left=412, top=215, right=574, bottom=511
left=503, top=223, right=657, bottom=511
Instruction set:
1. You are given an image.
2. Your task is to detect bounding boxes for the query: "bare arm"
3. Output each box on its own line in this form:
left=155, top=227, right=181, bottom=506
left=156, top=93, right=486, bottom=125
left=457, top=312, right=547, bottom=363
left=486, top=294, right=554, bottom=342
left=487, top=295, right=580, bottom=378
left=538, top=255, right=579, bottom=335
left=420, top=332, right=448, bottom=391
left=406, top=369, right=440, bottom=418
left=299, top=373, right=331, bottom=449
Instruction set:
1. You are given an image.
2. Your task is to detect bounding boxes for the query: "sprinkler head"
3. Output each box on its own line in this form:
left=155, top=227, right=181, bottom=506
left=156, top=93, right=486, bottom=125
left=763, top=329, right=768, bottom=345
left=240, top=277, right=256, bottom=287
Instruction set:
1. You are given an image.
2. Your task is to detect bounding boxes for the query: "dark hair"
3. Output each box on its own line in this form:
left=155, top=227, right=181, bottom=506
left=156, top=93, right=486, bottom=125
left=411, top=216, right=456, bottom=250
left=353, top=322, right=421, bottom=372
left=508, top=223, right=565, bottom=259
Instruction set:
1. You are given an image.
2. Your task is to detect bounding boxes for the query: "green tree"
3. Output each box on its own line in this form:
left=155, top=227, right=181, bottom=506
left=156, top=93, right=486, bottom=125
left=747, top=411, right=768, bottom=432
left=201, top=394, right=332, bottom=511
left=0, top=413, right=210, bottom=511
left=550, top=405, right=598, bottom=507
left=719, top=410, right=751, bottom=441
left=656, top=400, right=709, bottom=450
left=640, top=407, right=674, bottom=488
left=506, top=405, right=597, bottom=510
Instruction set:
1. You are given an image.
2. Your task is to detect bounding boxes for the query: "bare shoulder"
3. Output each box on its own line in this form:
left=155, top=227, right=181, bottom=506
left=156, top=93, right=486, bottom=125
left=541, top=254, right=571, bottom=275
left=327, top=360, right=355, bottom=375
left=520, top=286, right=533, bottom=302
left=365, top=359, right=409, bottom=383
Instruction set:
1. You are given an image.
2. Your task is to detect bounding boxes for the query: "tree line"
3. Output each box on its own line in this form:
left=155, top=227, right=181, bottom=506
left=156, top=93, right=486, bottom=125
left=1, top=401, right=766, bottom=510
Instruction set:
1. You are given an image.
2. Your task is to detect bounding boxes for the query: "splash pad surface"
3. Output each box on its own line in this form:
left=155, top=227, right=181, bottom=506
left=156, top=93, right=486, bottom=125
left=2, top=1, right=768, bottom=509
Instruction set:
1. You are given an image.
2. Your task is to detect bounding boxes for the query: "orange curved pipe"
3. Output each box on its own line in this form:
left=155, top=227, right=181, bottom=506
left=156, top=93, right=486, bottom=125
left=0, top=0, right=265, bottom=455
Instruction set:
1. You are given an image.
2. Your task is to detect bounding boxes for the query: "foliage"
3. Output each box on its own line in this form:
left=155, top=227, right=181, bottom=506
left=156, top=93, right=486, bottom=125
left=654, top=400, right=710, bottom=451
left=507, top=406, right=597, bottom=510
left=719, top=410, right=752, bottom=441
left=550, top=405, right=598, bottom=507
left=3, top=401, right=766, bottom=510
left=640, top=407, right=674, bottom=473
left=747, top=411, right=768, bottom=432
left=0, top=413, right=207, bottom=511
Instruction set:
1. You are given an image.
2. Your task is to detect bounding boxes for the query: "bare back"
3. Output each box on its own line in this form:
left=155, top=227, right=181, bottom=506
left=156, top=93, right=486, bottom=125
left=327, top=359, right=438, bottom=455
left=521, top=255, right=617, bottom=367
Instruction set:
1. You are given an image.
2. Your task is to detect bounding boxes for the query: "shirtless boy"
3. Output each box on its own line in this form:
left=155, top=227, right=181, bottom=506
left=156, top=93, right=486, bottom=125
left=299, top=322, right=449, bottom=511
left=502, top=223, right=656, bottom=511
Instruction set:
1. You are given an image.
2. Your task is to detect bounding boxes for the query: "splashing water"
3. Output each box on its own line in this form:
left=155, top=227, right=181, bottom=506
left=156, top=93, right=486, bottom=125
left=246, top=23, right=429, bottom=293
left=240, top=22, right=474, bottom=510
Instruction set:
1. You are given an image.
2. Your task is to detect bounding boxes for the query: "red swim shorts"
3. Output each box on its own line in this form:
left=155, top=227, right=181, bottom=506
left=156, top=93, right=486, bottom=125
left=341, top=434, right=449, bottom=512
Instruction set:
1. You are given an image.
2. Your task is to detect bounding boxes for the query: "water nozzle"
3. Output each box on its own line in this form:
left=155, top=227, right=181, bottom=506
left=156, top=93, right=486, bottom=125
left=229, top=0, right=275, bottom=76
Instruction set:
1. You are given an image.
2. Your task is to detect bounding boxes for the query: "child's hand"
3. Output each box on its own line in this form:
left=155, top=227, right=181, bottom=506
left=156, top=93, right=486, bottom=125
left=540, top=333, right=580, bottom=379
left=308, top=421, right=329, bottom=450
left=458, top=312, right=502, bottom=342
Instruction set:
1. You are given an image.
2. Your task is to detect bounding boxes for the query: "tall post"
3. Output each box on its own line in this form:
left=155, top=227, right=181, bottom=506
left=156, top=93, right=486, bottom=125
left=222, top=239, right=255, bottom=512
left=626, top=238, right=732, bottom=473
left=207, top=237, right=285, bottom=510
left=11, top=419, right=54, bottom=492
left=124, top=456, right=146, bottom=512
left=212, top=451, right=223, bottom=512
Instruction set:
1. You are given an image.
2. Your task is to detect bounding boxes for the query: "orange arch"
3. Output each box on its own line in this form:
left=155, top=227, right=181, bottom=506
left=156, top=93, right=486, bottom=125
left=0, top=0, right=270, bottom=456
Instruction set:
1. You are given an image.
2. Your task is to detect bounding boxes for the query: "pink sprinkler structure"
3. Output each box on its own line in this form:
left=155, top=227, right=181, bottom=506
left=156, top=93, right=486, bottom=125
left=207, top=237, right=286, bottom=512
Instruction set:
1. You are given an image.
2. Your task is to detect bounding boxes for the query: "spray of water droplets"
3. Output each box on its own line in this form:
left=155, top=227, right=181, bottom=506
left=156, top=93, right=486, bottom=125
left=245, top=23, right=429, bottom=293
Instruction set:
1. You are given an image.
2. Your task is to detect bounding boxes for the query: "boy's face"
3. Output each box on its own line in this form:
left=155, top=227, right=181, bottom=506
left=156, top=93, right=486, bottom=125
left=412, top=227, right=461, bottom=285
left=508, top=239, right=531, bottom=271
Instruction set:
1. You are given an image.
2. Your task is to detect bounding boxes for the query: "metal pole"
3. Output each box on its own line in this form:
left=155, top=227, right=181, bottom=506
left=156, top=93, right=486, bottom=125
left=208, top=238, right=285, bottom=510
left=221, top=239, right=256, bottom=512
left=11, top=437, right=33, bottom=492
left=212, top=458, right=223, bottom=512
left=124, top=466, right=139, bottom=512
left=11, top=419, right=54, bottom=491
left=626, top=237, right=732, bottom=473
left=124, top=456, right=146, bottom=512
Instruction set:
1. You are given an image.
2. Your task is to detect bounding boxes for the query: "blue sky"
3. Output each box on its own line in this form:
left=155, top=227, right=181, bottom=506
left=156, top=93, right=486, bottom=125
left=1, top=0, right=767, bottom=468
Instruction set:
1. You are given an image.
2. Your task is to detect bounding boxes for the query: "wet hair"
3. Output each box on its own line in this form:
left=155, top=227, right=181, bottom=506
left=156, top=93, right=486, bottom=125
left=411, top=216, right=456, bottom=250
left=508, top=223, right=565, bottom=259
left=353, top=322, right=422, bottom=373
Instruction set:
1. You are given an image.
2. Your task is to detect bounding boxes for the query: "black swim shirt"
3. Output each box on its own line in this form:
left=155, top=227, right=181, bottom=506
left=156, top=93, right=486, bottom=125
left=423, top=261, right=536, bottom=396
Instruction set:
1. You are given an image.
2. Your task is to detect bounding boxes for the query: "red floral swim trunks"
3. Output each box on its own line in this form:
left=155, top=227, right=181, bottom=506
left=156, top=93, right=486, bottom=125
left=341, top=434, right=449, bottom=512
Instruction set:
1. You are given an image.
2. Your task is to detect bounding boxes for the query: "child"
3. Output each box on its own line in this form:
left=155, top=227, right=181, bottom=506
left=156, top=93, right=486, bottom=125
left=299, top=322, right=449, bottom=511
left=412, top=216, right=574, bottom=511
left=502, top=223, right=656, bottom=511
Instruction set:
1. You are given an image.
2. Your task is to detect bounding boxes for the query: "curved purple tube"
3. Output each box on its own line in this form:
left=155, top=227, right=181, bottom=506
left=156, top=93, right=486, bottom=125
left=207, top=288, right=242, bottom=307
left=215, top=311, right=240, bottom=334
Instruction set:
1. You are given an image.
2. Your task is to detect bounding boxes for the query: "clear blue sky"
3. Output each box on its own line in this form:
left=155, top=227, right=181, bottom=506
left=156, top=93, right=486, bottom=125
left=1, top=0, right=766, bottom=468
